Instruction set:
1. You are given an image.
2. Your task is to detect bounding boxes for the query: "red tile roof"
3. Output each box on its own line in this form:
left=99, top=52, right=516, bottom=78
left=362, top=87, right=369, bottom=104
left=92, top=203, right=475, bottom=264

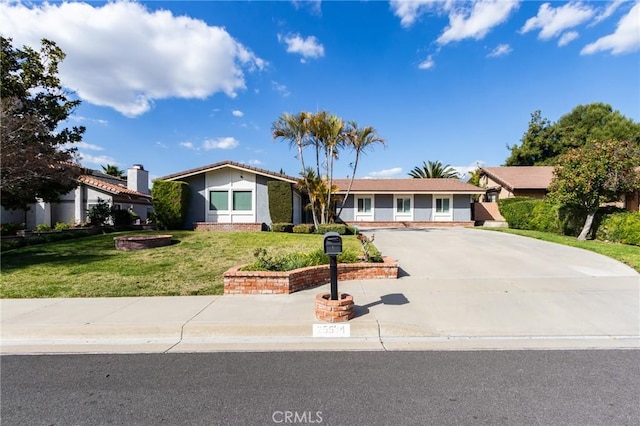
left=157, top=160, right=298, bottom=182
left=332, top=178, right=485, bottom=194
left=480, top=167, right=555, bottom=191
left=78, top=175, right=151, bottom=199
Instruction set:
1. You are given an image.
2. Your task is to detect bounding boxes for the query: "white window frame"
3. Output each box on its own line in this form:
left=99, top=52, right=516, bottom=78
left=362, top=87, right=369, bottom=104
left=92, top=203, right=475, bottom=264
left=433, top=194, right=453, bottom=221
left=355, top=194, right=374, bottom=222
left=394, top=194, right=413, bottom=221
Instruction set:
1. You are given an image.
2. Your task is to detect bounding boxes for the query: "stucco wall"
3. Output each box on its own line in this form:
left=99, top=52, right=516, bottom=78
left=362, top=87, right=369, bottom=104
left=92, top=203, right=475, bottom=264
left=374, top=194, right=393, bottom=221
left=453, top=194, right=472, bottom=221
left=414, top=194, right=432, bottom=221
left=179, top=174, right=206, bottom=229
left=337, top=195, right=354, bottom=222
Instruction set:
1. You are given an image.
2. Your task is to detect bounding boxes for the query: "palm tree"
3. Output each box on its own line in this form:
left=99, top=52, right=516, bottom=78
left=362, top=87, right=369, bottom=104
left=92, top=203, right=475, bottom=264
left=101, top=164, right=125, bottom=179
left=272, top=112, right=319, bottom=228
left=408, top=161, right=459, bottom=179
left=337, top=121, right=385, bottom=218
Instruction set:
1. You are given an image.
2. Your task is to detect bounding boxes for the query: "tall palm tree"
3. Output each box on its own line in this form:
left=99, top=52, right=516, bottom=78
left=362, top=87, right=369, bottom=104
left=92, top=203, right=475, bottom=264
left=272, top=112, right=319, bottom=227
left=408, top=161, right=459, bottom=179
left=337, top=121, right=385, bottom=218
left=101, top=164, right=125, bottom=179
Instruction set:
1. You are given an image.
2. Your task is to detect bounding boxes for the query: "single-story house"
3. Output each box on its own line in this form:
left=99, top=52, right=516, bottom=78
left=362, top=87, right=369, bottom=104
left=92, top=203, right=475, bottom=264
left=1, top=164, right=152, bottom=229
left=478, top=166, right=554, bottom=201
left=157, top=161, right=486, bottom=230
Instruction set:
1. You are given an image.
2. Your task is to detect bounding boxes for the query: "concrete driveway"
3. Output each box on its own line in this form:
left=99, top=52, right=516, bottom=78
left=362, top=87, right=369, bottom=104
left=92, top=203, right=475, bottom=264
left=342, top=227, right=640, bottom=348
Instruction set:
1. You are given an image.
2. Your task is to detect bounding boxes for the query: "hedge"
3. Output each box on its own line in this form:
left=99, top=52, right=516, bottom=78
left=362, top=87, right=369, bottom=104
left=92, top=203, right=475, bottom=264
left=267, top=181, right=293, bottom=224
left=151, top=180, right=189, bottom=230
left=498, top=197, right=539, bottom=230
left=293, top=224, right=315, bottom=234
left=596, top=212, right=640, bottom=246
left=271, top=223, right=294, bottom=233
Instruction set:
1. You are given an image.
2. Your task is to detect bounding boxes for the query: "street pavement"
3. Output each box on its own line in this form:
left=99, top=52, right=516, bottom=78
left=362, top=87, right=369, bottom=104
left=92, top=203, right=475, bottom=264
left=1, top=228, right=639, bottom=354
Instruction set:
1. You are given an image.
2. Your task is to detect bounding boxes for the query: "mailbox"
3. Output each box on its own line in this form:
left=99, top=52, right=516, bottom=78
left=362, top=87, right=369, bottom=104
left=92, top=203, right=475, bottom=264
left=323, top=232, right=343, bottom=256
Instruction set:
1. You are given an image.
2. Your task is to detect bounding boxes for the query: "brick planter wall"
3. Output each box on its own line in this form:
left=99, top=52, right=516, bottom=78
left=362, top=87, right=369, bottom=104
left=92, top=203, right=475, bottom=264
left=194, top=222, right=267, bottom=232
left=315, top=293, right=355, bottom=322
left=223, top=256, right=398, bottom=295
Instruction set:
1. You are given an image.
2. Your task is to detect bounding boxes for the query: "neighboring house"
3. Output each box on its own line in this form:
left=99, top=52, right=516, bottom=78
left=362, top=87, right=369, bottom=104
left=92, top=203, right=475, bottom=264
left=333, top=179, right=485, bottom=226
left=156, top=161, right=302, bottom=231
left=1, top=164, right=152, bottom=229
left=478, top=166, right=555, bottom=201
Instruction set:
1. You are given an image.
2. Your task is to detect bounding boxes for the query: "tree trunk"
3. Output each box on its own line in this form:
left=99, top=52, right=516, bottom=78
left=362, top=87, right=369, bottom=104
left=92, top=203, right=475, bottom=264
left=577, top=210, right=597, bottom=241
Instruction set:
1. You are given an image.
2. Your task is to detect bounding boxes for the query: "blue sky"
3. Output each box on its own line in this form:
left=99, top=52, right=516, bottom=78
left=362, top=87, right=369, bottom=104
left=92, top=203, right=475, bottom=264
left=2, top=0, right=639, bottom=182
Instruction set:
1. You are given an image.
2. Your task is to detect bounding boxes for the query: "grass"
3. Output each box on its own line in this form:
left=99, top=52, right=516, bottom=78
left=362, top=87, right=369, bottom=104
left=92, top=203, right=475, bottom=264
left=478, top=228, right=640, bottom=272
left=0, top=231, right=369, bottom=298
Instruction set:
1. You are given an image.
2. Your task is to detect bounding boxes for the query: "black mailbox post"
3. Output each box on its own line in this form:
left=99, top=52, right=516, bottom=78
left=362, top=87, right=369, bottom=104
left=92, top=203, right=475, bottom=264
left=323, top=232, right=343, bottom=300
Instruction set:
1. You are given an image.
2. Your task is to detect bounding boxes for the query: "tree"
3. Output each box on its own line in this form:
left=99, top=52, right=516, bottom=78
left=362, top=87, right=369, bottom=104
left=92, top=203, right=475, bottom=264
left=548, top=140, right=640, bottom=241
left=506, top=103, right=640, bottom=166
left=336, top=121, right=385, bottom=218
left=1, top=37, right=85, bottom=210
left=102, top=164, right=126, bottom=179
left=408, top=161, right=459, bottom=178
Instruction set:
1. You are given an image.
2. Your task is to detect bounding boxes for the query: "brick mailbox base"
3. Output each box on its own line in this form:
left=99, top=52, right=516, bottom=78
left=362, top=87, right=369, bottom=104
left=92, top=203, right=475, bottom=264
left=315, top=293, right=355, bottom=323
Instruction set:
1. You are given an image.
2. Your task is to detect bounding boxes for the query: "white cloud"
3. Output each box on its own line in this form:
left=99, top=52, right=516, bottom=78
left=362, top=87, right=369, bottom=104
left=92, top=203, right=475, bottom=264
left=75, top=142, right=105, bottom=151
left=79, top=153, right=117, bottom=167
left=232, top=110, right=244, bottom=117
left=453, top=161, right=486, bottom=180
left=390, top=0, right=447, bottom=28
left=203, top=137, right=240, bottom=150
left=582, top=3, right=640, bottom=55
left=272, top=81, right=291, bottom=97
left=248, top=159, right=263, bottom=166
left=558, top=31, right=579, bottom=46
left=487, top=43, right=512, bottom=57
left=291, top=0, right=322, bottom=16
left=521, top=2, right=594, bottom=40
left=367, top=167, right=403, bottom=178
left=278, top=33, right=325, bottom=60
left=0, top=1, right=265, bottom=117
left=592, top=0, right=625, bottom=26
left=437, top=0, right=520, bottom=45
left=180, top=141, right=196, bottom=150
left=71, top=116, right=108, bottom=126
left=418, top=55, right=436, bottom=69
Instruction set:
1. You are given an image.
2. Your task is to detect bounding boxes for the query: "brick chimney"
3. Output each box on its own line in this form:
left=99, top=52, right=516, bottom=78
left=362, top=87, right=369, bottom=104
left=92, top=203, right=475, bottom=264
left=127, top=164, right=149, bottom=194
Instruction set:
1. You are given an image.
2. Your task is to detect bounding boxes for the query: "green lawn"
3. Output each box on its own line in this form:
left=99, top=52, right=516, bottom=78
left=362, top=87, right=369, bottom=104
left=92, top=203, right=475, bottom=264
left=0, top=231, right=367, bottom=298
left=478, top=228, right=640, bottom=272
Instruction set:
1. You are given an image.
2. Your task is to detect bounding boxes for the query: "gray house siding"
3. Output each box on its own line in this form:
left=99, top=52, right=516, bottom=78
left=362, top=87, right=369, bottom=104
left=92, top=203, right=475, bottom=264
left=452, top=194, right=472, bottom=221
left=414, top=194, right=433, bottom=221
left=337, top=196, right=354, bottom=222
left=180, top=174, right=206, bottom=229
left=374, top=194, right=393, bottom=221
left=255, top=176, right=272, bottom=224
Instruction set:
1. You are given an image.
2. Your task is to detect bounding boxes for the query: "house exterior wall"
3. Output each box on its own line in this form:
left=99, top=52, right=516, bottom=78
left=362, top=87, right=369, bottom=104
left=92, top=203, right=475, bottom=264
left=180, top=174, right=206, bottom=229
left=374, top=194, right=393, bottom=221
left=1, top=207, right=26, bottom=224
left=337, top=196, right=355, bottom=222
left=452, top=194, right=472, bottom=221
left=512, top=189, right=547, bottom=199
left=414, top=194, right=432, bottom=221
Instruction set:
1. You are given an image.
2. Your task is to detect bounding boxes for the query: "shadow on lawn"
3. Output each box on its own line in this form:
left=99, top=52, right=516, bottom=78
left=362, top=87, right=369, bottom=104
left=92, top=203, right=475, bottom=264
left=1, top=249, right=113, bottom=270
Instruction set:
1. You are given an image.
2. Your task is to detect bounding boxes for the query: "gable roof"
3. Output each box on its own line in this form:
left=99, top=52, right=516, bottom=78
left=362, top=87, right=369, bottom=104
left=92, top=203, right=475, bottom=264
left=156, top=160, right=298, bottom=183
left=79, top=175, right=151, bottom=200
left=333, top=178, right=485, bottom=194
left=480, top=166, right=555, bottom=191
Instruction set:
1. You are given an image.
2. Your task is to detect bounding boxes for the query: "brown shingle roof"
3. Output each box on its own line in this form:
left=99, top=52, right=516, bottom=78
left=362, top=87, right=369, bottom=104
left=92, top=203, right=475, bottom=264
left=156, top=160, right=298, bottom=182
left=79, top=175, right=151, bottom=199
left=332, top=178, right=484, bottom=194
left=480, top=167, right=555, bottom=191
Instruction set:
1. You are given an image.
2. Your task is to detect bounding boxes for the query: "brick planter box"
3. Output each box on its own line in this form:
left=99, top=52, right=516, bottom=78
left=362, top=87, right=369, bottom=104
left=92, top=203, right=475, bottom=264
left=223, top=256, right=398, bottom=295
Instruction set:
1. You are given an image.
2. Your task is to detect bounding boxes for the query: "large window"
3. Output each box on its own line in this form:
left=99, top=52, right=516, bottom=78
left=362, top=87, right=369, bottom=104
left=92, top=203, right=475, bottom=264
left=396, top=197, right=411, bottom=213
left=435, top=197, right=450, bottom=213
left=357, top=197, right=372, bottom=213
left=209, top=191, right=228, bottom=211
left=232, top=191, right=252, bottom=211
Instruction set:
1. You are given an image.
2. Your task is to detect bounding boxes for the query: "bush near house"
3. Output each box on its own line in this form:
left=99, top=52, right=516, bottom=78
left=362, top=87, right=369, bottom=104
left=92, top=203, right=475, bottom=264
left=596, top=212, right=640, bottom=246
left=293, top=224, right=315, bottom=234
left=267, top=181, right=293, bottom=224
left=497, top=197, right=538, bottom=230
left=152, top=180, right=189, bottom=230
left=271, top=223, right=294, bottom=233
left=315, top=224, right=355, bottom=235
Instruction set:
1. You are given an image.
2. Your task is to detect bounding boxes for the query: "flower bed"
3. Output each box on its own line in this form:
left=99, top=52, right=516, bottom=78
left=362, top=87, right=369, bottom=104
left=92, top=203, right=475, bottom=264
left=223, top=256, right=398, bottom=294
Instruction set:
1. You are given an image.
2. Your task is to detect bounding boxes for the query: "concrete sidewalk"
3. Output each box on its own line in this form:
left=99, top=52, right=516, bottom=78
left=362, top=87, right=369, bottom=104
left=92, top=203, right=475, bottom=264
left=2, top=275, right=639, bottom=354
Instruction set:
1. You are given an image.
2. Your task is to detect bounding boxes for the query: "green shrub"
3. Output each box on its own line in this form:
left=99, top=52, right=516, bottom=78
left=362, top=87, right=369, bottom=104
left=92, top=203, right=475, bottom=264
left=113, top=209, right=136, bottom=226
left=54, top=222, right=71, bottom=231
left=34, top=224, right=52, bottom=232
left=271, top=223, right=294, bottom=233
left=152, top=180, right=189, bottom=230
left=87, top=198, right=112, bottom=226
left=315, top=224, right=348, bottom=235
left=242, top=246, right=377, bottom=272
left=267, top=181, right=293, bottom=223
left=292, top=224, right=315, bottom=234
left=0, top=222, right=24, bottom=236
left=596, top=212, right=640, bottom=246
left=498, top=197, right=538, bottom=230
left=529, top=201, right=563, bottom=234
left=1, top=239, right=23, bottom=251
